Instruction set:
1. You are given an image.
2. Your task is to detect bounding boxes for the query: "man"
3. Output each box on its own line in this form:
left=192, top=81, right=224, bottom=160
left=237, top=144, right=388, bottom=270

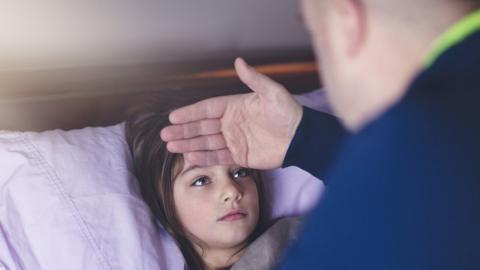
left=161, top=0, right=480, bottom=269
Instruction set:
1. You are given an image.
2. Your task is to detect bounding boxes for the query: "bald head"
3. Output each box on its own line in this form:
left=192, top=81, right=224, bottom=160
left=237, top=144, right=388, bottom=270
left=364, top=0, right=478, bottom=34
left=302, top=0, right=479, bottom=130
left=315, top=0, right=479, bottom=33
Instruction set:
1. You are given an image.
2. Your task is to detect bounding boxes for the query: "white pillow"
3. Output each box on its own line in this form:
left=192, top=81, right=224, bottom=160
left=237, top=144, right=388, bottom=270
left=0, top=89, right=328, bottom=270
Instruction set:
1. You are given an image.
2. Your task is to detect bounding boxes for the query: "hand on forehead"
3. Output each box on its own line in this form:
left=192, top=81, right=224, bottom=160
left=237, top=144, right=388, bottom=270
left=161, top=58, right=303, bottom=169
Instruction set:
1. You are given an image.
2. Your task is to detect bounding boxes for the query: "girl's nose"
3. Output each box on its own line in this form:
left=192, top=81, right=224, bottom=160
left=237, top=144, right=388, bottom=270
left=222, top=180, right=243, bottom=203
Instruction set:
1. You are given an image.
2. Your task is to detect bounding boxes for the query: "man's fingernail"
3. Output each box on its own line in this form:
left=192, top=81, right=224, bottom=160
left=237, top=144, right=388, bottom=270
left=166, top=142, right=178, bottom=152
left=160, top=128, right=168, bottom=141
left=168, top=114, right=175, bottom=124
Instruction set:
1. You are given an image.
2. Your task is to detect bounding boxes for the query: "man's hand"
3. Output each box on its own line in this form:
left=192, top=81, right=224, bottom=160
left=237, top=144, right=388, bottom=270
left=160, top=58, right=303, bottom=169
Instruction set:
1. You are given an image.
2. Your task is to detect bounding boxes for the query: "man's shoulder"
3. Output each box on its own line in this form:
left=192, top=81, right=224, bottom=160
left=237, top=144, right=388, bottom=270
left=329, top=86, right=480, bottom=184
left=360, top=78, right=478, bottom=147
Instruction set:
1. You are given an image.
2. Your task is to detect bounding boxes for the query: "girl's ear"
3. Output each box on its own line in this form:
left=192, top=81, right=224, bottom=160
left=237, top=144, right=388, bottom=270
left=331, top=0, right=367, bottom=58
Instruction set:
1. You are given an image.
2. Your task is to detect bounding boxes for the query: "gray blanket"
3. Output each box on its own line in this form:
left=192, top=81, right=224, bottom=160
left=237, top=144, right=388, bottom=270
left=231, top=216, right=303, bottom=270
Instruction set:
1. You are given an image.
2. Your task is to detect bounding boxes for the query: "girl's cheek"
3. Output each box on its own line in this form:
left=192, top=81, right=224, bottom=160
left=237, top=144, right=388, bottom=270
left=180, top=199, right=213, bottom=233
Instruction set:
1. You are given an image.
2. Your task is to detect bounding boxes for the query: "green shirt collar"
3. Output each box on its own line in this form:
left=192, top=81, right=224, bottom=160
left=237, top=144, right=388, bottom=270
left=424, top=9, right=480, bottom=68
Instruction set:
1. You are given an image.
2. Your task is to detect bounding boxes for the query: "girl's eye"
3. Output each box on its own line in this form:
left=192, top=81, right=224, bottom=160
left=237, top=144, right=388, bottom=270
left=232, top=168, right=251, bottom=179
left=191, top=176, right=210, bottom=187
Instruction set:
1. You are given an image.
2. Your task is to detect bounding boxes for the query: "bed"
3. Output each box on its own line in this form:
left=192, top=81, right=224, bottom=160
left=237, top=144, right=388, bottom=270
left=0, top=2, right=328, bottom=269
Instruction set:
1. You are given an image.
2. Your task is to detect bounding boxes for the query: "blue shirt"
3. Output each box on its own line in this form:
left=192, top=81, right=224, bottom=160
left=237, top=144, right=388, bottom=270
left=279, top=15, right=480, bottom=270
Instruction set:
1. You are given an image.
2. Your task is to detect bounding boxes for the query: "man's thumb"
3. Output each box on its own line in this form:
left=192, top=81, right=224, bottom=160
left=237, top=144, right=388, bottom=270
left=235, top=57, right=283, bottom=96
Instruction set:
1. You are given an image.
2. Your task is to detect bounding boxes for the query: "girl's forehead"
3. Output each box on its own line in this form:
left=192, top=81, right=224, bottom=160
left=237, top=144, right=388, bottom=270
left=172, top=156, right=236, bottom=179
left=181, top=156, right=236, bottom=170
left=182, top=163, right=233, bottom=174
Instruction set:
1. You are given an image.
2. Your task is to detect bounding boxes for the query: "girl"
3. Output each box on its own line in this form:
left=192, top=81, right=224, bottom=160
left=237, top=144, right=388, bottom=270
left=125, top=100, right=271, bottom=270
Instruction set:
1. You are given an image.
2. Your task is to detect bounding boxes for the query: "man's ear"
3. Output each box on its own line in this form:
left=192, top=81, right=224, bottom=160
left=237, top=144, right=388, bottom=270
left=331, top=0, right=366, bottom=58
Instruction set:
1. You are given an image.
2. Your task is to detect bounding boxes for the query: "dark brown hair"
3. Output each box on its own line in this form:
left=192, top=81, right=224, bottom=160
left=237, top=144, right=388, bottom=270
left=125, top=97, right=269, bottom=270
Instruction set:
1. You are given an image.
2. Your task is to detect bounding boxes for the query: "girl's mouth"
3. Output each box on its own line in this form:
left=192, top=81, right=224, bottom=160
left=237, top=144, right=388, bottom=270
left=218, top=209, right=248, bottom=221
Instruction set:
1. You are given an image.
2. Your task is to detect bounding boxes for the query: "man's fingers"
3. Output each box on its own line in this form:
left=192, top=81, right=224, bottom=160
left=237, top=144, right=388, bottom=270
left=235, top=57, right=283, bottom=95
left=184, top=149, right=235, bottom=167
left=166, top=134, right=227, bottom=153
left=160, top=119, right=221, bottom=141
left=169, top=96, right=231, bottom=124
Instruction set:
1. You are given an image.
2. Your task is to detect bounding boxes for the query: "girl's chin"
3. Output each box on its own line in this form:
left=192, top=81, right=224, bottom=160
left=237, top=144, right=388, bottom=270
left=215, top=232, right=253, bottom=248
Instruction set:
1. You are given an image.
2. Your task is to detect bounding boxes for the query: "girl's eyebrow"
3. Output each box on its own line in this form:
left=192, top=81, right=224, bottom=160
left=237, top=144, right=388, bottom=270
left=179, top=165, right=202, bottom=177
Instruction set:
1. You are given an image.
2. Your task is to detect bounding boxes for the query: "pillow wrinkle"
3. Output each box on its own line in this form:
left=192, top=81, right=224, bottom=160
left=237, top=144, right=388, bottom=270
left=9, top=132, right=112, bottom=270
left=32, top=135, right=115, bottom=270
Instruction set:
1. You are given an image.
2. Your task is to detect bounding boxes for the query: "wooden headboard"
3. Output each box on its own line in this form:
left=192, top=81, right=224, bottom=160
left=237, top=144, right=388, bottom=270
left=0, top=54, right=320, bottom=132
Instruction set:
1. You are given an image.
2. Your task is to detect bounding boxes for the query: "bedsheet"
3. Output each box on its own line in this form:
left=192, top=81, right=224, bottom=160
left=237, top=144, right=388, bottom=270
left=0, top=89, right=329, bottom=270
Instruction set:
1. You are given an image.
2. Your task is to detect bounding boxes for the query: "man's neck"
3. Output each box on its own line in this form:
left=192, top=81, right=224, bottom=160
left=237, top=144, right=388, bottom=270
left=350, top=7, right=475, bottom=132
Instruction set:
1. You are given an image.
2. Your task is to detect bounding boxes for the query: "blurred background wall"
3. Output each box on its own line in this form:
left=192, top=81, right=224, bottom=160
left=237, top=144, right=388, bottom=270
left=0, top=0, right=311, bottom=69
left=0, top=0, right=319, bottom=131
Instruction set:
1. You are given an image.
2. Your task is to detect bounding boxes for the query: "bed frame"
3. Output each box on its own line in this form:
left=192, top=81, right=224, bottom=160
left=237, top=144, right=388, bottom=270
left=0, top=52, right=320, bottom=132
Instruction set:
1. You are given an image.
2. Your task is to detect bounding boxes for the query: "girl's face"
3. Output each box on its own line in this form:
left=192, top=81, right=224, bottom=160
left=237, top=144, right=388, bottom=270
left=172, top=159, right=260, bottom=250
